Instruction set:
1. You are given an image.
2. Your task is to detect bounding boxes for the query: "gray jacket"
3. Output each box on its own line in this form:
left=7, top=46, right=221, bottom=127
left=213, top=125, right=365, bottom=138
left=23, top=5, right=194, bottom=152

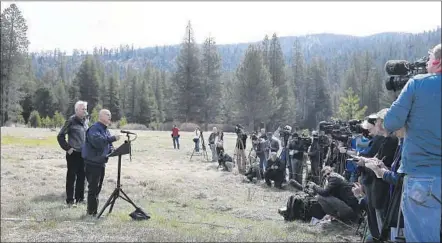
left=57, top=115, right=88, bottom=152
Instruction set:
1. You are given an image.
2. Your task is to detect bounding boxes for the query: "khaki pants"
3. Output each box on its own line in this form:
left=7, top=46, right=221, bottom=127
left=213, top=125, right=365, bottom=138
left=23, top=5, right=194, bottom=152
left=236, top=149, right=247, bottom=174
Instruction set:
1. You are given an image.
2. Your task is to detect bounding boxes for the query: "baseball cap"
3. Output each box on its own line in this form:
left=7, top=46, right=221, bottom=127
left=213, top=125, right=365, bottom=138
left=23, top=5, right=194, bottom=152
left=376, top=108, right=389, bottom=120
left=361, top=113, right=378, bottom=130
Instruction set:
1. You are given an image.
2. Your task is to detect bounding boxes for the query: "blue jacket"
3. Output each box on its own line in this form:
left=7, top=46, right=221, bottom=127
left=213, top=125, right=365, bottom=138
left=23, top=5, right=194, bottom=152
left=384, top=73, right=441, bottom=176
left=82, top=122, right=116, bottom=167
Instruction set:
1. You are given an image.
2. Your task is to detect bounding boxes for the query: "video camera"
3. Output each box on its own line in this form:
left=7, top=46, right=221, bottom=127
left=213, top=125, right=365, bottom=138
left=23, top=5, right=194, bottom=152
left=288, top=132, right=312, bottom=153
left=348, top=119, right=367, bottom=134
left=384, top=56, right=428, bottom=92
left=318, top=121, right=340, bottom=135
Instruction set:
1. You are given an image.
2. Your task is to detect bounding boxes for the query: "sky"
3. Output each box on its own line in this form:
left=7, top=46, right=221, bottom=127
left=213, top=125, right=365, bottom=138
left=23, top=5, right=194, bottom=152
left=1, top=1, right=441, bottom=54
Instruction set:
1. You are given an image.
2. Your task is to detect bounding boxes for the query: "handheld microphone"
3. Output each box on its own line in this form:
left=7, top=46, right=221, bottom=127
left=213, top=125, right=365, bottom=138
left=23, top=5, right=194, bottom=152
left=120, top=130, right=136, bottom=135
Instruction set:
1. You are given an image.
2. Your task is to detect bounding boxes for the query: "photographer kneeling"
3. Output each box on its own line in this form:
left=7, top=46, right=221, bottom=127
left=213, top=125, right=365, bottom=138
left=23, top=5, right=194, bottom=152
left=264, top=152, right=285, bottom=188
left=306, top=166, right=360, bottom=223
left=217, top=147, right=234, bottom=172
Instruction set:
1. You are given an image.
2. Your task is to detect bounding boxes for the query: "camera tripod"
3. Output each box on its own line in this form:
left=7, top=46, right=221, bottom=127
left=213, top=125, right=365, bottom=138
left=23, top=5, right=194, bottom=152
left=97, top=132, right=148, bottom=220
left=189, top=130, right=209, bottom=162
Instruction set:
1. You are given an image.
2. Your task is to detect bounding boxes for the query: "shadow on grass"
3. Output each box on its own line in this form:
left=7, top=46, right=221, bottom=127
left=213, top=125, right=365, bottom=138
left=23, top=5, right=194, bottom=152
left=31, top=192, right=64, bottom=203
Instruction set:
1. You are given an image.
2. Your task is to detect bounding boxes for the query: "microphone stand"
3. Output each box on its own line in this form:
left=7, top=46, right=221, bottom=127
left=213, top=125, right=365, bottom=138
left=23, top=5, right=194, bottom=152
left=96, top=132, right=143, bottom=219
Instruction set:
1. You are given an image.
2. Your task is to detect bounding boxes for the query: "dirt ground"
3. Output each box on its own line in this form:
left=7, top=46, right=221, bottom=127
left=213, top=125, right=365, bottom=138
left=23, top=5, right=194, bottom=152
left=1, top=127, right=359, bottom=242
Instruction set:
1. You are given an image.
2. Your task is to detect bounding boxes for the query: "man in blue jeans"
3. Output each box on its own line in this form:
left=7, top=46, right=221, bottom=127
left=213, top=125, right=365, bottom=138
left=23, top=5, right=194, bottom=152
left=383, top=43, right=441, bottom=243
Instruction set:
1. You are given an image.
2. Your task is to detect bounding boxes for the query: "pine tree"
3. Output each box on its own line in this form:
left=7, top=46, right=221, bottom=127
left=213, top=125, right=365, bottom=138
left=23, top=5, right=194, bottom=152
left=171, top=21, right=203, bottom=122
left=338, top=88, right=368, bottom=120
left=106, top=76, right=121, bottom=121
left=307, top=58, right=332, bottom=127
left=137, top=79, right=157, bottom=126
left=74, top=56, right=100, bottom=113
left=201, top=35, right=222, bottom=130
left=291, top=38, right=307, bottom=126
left=268, top=33, right=288, bottom=128
left=0, top=4, right=30, bottom=124
left=234, top=44, right=275, bottom=130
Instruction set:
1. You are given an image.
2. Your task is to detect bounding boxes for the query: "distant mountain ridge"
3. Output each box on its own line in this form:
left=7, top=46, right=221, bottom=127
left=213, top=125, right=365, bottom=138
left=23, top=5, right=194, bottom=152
left=30, top=28, right=441, bottom=80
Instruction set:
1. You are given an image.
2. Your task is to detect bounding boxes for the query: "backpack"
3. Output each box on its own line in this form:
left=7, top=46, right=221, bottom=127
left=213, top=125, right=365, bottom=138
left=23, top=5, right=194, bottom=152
left=283, top=193, right=326, bottom=222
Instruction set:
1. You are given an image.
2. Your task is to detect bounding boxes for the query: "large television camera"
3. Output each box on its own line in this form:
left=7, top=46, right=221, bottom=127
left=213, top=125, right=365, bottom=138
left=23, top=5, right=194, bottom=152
left=318, top=121, right=341, bottom=135
left=288, top=133, right=312, bottom=153
left=384, top=56, right=428, bottom=92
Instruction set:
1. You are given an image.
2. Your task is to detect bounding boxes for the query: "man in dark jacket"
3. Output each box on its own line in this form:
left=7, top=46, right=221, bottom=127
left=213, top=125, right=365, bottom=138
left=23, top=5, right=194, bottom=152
left=57, top=100, right=88, bottom=207
left=264, top=152, right=285, bottom=189
left=308, top=131, right=321, bottom=184
left=82, top=109, right=120, bottom=216
left=307, top=166, right=360, bottom=223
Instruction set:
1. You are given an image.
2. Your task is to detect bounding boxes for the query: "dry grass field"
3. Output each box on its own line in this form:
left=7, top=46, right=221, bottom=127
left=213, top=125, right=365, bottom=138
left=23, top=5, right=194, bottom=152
left=1, top=127, right=359, bottom=242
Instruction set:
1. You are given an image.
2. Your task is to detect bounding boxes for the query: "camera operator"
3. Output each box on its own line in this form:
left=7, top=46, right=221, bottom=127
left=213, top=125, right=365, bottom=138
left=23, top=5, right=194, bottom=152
left=234, top=124, right=248, bottom=175
left=81, top=109, right=121, bottom=217
left=57, top=100, right=89, bottom=207
left=264, top=152, right=285, bottom=189
left=308, top=131, right=321, bottom=184
left=306, top=166, right=360, bottom=223
left=208, top=127, right=219, bottom=162
left=288, top=133, right=305, bottom=184
left=382, top=43, right=441, bottom=243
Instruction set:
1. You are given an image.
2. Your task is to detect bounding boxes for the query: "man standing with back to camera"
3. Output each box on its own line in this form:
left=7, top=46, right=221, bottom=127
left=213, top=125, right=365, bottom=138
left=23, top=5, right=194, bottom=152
left=57, top=100, right=88, bottom=207
left=82, top=109, right=121, bottom=217
left=383, top=43, right=441, bottom=243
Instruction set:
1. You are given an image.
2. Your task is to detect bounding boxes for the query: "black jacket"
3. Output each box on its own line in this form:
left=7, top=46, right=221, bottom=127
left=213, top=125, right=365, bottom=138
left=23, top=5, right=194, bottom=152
left=364, top=136, right=399, bottom=209
left=236, top=133, right=248, bottom=149
left=308, top=139, right=319, bottom=158
left=266, top=158, right=285, bottom=172
left=57, top=115, right=88, bottom=151
left=313, top=173, right=359, bottom=212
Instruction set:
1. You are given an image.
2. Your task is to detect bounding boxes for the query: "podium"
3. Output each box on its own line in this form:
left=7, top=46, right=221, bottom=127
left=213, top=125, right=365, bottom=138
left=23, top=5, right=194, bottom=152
left=96, top=139, right=146, bottom=219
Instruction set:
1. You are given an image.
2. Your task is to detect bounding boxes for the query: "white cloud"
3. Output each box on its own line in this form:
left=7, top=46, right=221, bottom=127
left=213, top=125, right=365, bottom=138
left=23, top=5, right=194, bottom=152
left=1, top=1, right=441, bottom=53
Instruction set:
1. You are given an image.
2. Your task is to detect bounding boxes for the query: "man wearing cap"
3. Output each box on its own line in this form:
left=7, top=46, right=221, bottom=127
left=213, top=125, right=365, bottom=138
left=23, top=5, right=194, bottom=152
left=383, top=43, right=441, bottom=243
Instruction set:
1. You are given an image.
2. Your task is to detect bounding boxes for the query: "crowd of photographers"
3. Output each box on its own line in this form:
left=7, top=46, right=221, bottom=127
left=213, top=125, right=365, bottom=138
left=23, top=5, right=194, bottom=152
left=204, top=43, right=441, bottom=243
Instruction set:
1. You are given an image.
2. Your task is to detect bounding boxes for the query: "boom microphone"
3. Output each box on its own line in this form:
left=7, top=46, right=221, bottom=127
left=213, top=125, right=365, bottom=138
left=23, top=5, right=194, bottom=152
left=384, top=60, right=411, bottom=76
left=120, top=130, right=136, bottom=135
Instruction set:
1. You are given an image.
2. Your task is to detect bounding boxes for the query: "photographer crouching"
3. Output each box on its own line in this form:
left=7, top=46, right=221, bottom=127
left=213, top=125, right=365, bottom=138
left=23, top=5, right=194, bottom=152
left=264, top=152, right=285, bottom=189
left=305, top=166, right=360, bottom=223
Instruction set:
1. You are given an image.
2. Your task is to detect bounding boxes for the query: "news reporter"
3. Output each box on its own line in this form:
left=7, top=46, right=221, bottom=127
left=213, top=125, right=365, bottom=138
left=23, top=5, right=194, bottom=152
left=383, top=43, right=441, bottom=243
left=81, top=109, right=121, bottom=217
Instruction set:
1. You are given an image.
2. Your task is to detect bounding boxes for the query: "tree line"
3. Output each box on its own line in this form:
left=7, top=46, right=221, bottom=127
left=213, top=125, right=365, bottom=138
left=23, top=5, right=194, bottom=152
left=1, top=4, right=441, bottom=131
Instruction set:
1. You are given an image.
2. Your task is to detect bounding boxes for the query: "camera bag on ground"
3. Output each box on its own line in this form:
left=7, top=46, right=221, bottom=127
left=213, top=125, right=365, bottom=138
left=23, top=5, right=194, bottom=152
left=281, top=193, right=326, bottom=222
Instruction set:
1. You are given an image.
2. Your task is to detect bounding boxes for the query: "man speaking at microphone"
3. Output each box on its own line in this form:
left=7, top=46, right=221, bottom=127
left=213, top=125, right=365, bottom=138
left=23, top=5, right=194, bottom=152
left=82, top=109, right=121, bottom=217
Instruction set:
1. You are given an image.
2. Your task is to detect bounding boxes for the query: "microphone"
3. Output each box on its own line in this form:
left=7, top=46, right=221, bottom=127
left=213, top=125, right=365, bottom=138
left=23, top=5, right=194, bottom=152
left=120, top=130, right=136, bottom=135
left=384, top=60, right=411, bottom=76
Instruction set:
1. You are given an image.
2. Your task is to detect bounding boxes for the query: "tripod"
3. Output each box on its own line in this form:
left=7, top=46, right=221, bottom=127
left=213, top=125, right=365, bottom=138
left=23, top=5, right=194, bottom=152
left=97, top=132, right=147, bottom=219
left=189, top=130, right=209, bottom=162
